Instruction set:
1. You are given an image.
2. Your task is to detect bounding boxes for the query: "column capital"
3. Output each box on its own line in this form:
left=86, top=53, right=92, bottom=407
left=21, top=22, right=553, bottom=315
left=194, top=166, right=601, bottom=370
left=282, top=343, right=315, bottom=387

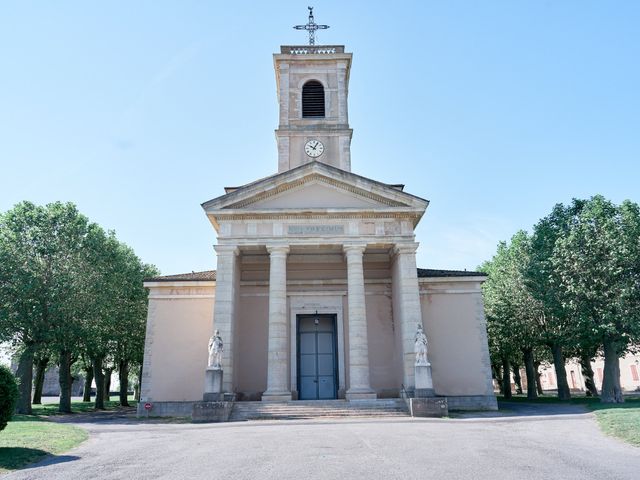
left=343, top=243, right=367, bottom=256
left=214, top=244, right=239, bottom=256
left=266, top=244, right=290, bottom=256
left=392, top=242, right=420, bottom=257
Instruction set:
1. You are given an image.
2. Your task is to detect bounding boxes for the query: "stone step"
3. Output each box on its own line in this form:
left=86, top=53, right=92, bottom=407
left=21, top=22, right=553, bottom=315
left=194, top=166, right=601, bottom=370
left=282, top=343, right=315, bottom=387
left=229, top=398, right=409, bottom=422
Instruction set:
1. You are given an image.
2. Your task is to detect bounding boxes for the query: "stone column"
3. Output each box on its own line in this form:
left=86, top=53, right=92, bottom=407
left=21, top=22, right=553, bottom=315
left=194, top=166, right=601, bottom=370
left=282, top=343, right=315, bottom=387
left=212, top=245, right=239, bottom=393
left=392, top=243, right=424, bottom=392
left=344, top=244, right=376, bottom=400
left=262, top=245, right=291, bottom=401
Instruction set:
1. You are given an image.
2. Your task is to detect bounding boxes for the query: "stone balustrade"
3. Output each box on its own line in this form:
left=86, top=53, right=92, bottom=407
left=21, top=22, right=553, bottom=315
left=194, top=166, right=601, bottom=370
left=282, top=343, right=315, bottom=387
left=281, top=45, right=344, bottom=55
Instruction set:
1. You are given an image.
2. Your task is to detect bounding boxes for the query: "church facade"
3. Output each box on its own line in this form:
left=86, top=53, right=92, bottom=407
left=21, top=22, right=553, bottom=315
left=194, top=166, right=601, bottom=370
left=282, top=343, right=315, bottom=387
left=138, top=43, right=497, bottom=416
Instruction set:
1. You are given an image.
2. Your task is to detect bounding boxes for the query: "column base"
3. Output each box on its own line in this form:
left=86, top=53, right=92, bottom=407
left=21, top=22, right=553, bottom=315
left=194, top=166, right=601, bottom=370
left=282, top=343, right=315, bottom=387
left=261, top=391, right=292, bottom=402
left=346, top=389, right=377, bottom=401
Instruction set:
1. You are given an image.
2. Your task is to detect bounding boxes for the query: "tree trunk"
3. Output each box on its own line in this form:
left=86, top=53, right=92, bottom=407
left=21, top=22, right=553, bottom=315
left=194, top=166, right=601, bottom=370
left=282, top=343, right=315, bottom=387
left=513, top=364, right=523, bottom=395
left=550, top=343, right=571, bottom=400
left=491, top=363, right=503, bottom=393
left=69, top=374, right=76, bottom=400
left=534, top=361, right=544, bottom=395
left=118, top=359, right=129, bottom=406
left=601, top=337, right=624, bottom=403
left=32, top=356, right=49, bottom=404
left=82, top=366, right=93, bottom=402
left=501, top=356, right=512, bottom=399
left=15, top=346, right=35, bottom=414
left=579, top=353, right=599, bottom=397
left=58, top=350, right=72, bottom=413
left=135, top=364, right=143, bottom=401
left=93, top=357, right=106, bottom=410
left=104, top=367, right=113, bottom=402
left=523, top=348, right=538, bottom=400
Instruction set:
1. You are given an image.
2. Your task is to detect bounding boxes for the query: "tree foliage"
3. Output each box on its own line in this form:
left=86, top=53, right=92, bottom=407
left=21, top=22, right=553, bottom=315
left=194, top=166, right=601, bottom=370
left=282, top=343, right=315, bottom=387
left=482, top=195, right=640, bottom=403
left=0, top=365, right=19, bottom=432
left=0, top=201, right=157, bottom=413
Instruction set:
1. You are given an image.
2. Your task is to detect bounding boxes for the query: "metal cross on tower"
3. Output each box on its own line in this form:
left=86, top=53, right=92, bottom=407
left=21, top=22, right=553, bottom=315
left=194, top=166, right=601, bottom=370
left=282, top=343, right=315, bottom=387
left=293, top=6, right=329, bottom=45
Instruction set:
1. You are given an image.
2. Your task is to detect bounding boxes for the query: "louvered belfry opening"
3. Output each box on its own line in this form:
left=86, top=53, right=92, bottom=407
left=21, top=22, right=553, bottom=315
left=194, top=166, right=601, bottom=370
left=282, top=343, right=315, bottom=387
left=302, top=80, right=325, bottom=118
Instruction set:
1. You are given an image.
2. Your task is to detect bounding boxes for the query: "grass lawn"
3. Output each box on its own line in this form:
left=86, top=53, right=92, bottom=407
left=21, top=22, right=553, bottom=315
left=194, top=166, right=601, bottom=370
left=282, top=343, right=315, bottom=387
left=0, top=397, right=137, bottom=473
left=31, top=396, right=137, bottom=416
left=0, top=416, right=87, bottom=473
left=498, top=394, right=640, bottom=446
left=590, top=400, right=640, bottom=447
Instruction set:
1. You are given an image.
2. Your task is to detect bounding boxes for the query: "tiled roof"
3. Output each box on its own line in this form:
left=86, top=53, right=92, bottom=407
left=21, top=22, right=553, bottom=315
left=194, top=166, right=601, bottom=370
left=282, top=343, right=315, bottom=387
left=417, top=268, right=486, bottom=278
left=146, top=268, right=484, bottom=282
left=145, top=270, right=217, bottom=282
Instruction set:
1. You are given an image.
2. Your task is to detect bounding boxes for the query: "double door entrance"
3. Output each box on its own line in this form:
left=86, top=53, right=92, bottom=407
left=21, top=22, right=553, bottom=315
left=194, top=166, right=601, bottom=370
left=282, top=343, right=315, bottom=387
left=297, top=314, right=338, bottom=400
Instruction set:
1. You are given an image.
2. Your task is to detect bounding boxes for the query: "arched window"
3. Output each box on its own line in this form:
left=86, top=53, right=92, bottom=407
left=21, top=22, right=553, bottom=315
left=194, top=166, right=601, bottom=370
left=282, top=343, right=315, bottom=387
left=302, top=80, right=325, bottom=118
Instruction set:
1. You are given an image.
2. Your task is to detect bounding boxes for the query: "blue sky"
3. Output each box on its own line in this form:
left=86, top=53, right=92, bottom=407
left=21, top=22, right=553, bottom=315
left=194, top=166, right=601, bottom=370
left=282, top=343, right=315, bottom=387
left=1, top=1, right=638, bottom=275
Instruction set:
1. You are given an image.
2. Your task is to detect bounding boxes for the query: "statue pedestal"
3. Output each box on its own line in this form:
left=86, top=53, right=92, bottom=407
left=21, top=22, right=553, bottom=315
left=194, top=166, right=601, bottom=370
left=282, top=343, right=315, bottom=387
left=415, top=363, right=435, bottom=398
left=203, top=367, right=223, bottom=402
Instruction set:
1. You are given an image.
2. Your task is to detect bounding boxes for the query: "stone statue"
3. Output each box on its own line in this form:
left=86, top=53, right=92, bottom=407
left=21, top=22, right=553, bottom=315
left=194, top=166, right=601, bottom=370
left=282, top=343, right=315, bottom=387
left=414, top=324, right=429, bottom=366
left=208, top=330, right=223, bottom=370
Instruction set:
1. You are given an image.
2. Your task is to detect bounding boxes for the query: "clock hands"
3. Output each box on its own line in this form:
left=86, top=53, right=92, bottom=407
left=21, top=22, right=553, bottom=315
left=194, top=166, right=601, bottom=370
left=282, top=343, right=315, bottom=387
left=305, top=140, right=323, bottom=157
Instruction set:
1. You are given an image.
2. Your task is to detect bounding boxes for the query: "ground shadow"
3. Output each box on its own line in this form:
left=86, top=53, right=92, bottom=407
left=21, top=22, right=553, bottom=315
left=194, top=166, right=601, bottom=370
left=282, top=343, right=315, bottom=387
left=0, top=448, right=79, bottom=472
left=450, top=401, right=591, bottom=420
left=22, top=454, right=81, bottom=470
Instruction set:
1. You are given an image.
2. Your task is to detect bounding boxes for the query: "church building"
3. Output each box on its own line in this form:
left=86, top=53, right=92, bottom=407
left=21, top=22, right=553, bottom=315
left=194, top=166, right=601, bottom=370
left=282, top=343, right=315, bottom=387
left=138, top=23, right=497, bottom=416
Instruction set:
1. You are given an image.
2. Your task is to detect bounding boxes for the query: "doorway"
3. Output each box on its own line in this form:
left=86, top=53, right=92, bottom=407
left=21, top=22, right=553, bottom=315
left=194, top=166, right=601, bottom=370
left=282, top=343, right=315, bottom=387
left=296, top=314, right=338, bottom=400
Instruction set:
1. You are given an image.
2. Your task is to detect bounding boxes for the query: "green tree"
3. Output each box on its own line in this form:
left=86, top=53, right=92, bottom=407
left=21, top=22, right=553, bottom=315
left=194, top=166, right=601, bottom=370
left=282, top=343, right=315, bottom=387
left=526, top=201, right=587, bottom=400
left=0, top=201, right=157, bottom=413
left=76, top=227, right=158, bottom=410
left=0, top=202, right=83, bottom=413
left=553, top=196, right=640, bottom=403
left=0, top=365, right=19, bottom=432
left=481, top=231, right=543, bottom=400
left=113, top=256, right=158, bottom=407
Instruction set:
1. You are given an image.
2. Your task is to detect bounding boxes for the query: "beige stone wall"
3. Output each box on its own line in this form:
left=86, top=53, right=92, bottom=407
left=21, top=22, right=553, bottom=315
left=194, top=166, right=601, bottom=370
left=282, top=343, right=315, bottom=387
left=141, top=283, right=214, bottom=402
left=365, top=286, right=397, bottom=394
left=141, top=271, right=493, bottom=402
left=420, top=279, right=494, bottom=397
left=235, top=287, right=269, bottom=399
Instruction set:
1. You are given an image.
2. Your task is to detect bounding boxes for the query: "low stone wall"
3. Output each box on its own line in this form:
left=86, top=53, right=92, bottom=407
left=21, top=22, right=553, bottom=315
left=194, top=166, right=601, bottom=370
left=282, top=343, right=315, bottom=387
left=192, top=401, right=233, bottom=423
left=136, top=401, right=195, bottom=418
left=409, top=397, right=448, bottom=417
left=445, top=395, right=498, bottom=411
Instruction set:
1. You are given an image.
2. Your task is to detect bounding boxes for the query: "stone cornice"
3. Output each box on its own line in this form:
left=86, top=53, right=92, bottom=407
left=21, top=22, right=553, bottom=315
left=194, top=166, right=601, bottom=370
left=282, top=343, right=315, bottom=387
left=213, top=210, right=423, bottom=221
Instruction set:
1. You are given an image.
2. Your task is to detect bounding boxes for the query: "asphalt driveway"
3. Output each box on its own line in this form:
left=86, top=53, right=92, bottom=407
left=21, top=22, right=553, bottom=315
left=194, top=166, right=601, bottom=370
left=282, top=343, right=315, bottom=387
left=7, top=405, right=640, bottom=480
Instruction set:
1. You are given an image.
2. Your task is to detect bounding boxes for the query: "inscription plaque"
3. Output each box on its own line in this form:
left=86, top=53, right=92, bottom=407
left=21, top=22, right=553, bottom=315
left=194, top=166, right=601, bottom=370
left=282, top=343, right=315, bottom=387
left=287, top=225, right=345, bottom=235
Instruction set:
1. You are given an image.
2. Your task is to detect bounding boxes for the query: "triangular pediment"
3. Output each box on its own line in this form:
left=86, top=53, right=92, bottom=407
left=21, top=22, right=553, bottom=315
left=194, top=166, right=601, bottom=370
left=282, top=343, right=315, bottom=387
left=245, top=180, right=387, bottom=209
left=202, top=161, right=428, bottom=213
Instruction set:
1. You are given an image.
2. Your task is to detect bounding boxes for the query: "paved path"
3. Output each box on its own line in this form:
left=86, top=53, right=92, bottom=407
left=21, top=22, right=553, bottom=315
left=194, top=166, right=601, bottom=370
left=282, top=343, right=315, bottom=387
left=7, top=406, right=640, bottom=480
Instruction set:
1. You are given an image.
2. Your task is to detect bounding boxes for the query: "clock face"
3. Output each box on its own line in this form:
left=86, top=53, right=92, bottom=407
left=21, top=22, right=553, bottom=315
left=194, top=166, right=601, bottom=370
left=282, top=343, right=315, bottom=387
left=304, top=140, right=324, bottom=158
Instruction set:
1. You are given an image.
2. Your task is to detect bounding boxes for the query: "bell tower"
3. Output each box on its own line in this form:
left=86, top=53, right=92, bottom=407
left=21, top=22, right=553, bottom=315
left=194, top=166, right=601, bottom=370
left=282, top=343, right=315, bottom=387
left=274, top=11, right=353, bottom=173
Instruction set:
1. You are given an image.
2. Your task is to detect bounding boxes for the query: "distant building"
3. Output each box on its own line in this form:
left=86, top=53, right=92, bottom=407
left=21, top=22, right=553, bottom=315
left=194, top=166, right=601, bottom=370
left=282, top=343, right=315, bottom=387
left=539, top=353, right=640, bottom=394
